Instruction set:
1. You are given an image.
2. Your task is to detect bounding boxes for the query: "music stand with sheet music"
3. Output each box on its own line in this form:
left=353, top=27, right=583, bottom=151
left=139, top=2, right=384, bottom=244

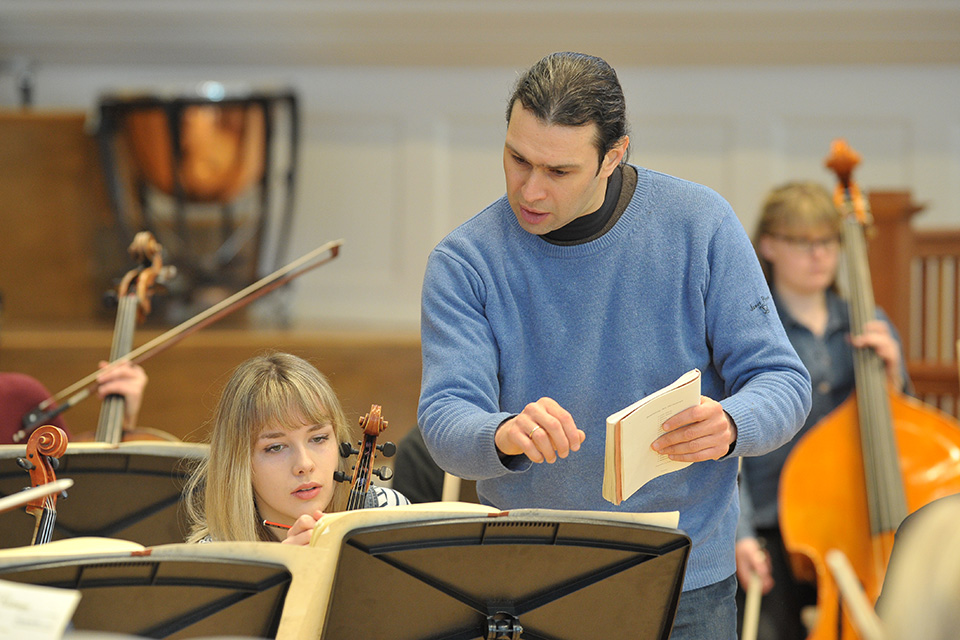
left=0, top=441, right=207, bottom=548
left=308, top=504, right=690, bottom=640
left=0, top=505, right=689, bottom=639
left=0, top=539, right=319, bottom=639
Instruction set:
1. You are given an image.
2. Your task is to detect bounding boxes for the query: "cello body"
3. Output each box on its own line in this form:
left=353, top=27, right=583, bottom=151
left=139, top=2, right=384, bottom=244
left=780, top=389, right=960, bottom=639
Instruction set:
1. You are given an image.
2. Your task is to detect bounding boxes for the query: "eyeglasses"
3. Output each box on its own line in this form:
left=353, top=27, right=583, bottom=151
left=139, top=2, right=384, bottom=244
left=769, top=233, right=841, bottom=253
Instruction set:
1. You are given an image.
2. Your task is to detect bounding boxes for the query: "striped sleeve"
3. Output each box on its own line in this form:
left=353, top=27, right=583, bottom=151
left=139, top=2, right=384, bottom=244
left=368, top=486, right=411, bottom=508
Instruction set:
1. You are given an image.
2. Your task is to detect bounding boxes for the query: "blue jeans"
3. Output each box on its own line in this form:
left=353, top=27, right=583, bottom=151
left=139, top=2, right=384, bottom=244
left=670, top=574, right=738, bottom=640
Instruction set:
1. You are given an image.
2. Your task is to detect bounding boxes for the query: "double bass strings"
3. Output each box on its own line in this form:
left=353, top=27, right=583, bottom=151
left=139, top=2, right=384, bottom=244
left=839, top=201, right=906, bottom=536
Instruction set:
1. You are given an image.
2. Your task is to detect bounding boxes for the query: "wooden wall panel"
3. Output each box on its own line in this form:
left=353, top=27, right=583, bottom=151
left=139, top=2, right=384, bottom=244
left=0, top=110, right=121, bottom=325
left=1, top=329, right=423, bottom=463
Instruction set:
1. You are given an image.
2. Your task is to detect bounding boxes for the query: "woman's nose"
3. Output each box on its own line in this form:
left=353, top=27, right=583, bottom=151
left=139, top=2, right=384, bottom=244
left=292, top=445, right=315, bottom=474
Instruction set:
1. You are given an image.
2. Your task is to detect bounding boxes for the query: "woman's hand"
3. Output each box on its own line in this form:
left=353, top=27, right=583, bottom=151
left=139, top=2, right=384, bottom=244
left=96, top=360, right=148, bottom=429
left=850, top=320, right=904, bottom=390
left=736, top=537, right=774, bottom=594
left=281, top=509, right=324, bottom=546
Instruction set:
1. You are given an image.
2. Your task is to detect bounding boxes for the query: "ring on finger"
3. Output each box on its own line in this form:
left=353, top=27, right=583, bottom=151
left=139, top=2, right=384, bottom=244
left=528, top=426, right=542, bottom=438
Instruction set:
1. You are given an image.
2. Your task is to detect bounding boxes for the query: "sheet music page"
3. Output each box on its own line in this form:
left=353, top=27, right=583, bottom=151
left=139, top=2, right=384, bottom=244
left=603, top=369, right=701, bottom=505
left=0, top=579, right=80, bottom=640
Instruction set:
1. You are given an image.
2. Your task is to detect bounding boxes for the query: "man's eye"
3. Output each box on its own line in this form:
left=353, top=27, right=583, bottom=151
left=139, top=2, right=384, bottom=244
left=513, top=155, right=528, bottom=166
left=552, top=170, right=568, bottom=177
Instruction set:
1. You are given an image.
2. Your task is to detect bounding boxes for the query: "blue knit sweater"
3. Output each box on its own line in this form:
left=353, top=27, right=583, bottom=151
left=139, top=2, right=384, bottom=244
left=418, top=165, right=811, bottom=591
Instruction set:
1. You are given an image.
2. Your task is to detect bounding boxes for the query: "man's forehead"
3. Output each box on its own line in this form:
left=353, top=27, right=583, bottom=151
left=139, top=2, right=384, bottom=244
left=505, top=107, right=598, bottom=168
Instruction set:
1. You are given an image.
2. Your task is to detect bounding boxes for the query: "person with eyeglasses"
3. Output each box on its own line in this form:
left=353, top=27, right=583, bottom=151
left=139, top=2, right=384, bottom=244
left=734, top=181, right=910, bottom=640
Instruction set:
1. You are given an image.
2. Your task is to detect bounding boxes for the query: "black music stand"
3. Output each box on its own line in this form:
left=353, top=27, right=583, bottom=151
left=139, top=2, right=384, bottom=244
left=316, top=507, right=690, bottom=640
left=0, top=442, right=207, bottom=549
left=0, top=507, right=688, bottom=640
left=0, top=540, right=300, bottom=639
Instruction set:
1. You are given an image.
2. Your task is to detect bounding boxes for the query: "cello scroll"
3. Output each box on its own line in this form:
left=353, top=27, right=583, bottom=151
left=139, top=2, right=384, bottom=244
left=16, top=425, right=69, bottom=545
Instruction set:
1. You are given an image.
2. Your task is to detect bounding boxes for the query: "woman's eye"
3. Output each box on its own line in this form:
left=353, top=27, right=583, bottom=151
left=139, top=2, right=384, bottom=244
left=311, top=434, right=330, bottom=444
left=264, top=443, right=284, bottom=453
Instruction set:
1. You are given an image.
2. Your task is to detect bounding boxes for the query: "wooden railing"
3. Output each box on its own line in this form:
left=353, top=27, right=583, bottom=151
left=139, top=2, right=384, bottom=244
left=869, top=191, right=960, bottom=418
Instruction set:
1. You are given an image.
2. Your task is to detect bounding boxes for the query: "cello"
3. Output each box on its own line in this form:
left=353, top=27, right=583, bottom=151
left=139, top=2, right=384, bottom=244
left=88, top=230, right=177, bottom=443
left=779, top=139, right=960, bottom=639
left=16, top=425, right=69, bottom=544
left=14, top=238, right=343, bottom=443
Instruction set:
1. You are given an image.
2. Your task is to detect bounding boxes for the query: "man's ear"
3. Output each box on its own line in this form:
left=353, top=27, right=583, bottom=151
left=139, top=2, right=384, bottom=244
left=600, top=136, right=629, bottom=176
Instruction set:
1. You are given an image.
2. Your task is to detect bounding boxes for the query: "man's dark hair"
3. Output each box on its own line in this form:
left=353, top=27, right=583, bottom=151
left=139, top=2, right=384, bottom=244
left=506, top=52, right=630, bottom=168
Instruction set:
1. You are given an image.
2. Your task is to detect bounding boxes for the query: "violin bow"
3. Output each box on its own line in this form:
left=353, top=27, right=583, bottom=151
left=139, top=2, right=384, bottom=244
left=15, top=239, right=344, bottom=442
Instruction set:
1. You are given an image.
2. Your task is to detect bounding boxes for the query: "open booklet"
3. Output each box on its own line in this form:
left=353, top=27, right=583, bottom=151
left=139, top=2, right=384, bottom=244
left=602, top=369, right=701, bottom=505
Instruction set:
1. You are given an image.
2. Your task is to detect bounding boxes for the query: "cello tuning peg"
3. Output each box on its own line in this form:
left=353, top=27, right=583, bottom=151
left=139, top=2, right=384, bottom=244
left=373, top=466, right=394, bottom=482
left=377, top=441, right=397, bottom=457
left=102, top=289, right=119, bottom=310
left=339, top=442, right=358, bottom=458
left=48, top=456, right=60, bottom=471
left=333, top=471, right=352, bottom=484
left=16, top=458, right=34, bottom=471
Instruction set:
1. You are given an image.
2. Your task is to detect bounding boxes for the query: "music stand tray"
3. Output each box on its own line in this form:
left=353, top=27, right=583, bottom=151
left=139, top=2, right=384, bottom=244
left=0, top=441, right=207, bottom=548
left=308, top=504, right=690, bottom=640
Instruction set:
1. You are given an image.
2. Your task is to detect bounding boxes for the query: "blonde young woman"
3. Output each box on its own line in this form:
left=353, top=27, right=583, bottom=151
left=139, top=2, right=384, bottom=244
left=183, top=352, right=408, bottom=545
left=734, top=182, right=908, bottom=640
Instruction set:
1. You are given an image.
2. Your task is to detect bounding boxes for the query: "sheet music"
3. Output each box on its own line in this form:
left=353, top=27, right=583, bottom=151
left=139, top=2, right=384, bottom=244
left=0, top=579, right=80, bottom=640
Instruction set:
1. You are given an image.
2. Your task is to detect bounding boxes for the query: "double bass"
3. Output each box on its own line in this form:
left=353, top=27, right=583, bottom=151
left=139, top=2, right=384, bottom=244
left=779, top=139, right=960, bottom=639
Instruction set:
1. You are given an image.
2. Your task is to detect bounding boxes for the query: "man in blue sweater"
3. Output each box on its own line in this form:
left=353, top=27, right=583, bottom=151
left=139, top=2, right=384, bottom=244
left=417, top=51, right=811, bottom=640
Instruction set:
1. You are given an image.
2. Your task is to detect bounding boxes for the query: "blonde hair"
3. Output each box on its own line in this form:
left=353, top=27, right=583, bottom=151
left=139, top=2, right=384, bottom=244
left=754, top=181, right=841, bottom=285
left=183, top=352, right=352, bottom=542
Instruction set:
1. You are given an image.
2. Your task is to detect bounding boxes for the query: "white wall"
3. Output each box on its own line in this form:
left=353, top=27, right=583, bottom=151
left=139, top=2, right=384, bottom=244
left=3, top=3, right=959, bottom=330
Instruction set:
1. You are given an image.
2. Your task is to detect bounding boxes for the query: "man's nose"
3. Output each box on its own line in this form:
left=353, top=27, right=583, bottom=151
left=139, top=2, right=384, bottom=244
left=521, top=171, right=547, bottom=202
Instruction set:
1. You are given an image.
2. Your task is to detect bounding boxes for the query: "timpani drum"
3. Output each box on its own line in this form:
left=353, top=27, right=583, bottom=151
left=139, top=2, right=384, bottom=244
left=94, top=83, right=299, bottom=321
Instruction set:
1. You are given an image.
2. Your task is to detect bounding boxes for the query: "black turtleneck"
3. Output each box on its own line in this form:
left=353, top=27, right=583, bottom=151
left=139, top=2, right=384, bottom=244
left=542, top=164, right=635, bottom=245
